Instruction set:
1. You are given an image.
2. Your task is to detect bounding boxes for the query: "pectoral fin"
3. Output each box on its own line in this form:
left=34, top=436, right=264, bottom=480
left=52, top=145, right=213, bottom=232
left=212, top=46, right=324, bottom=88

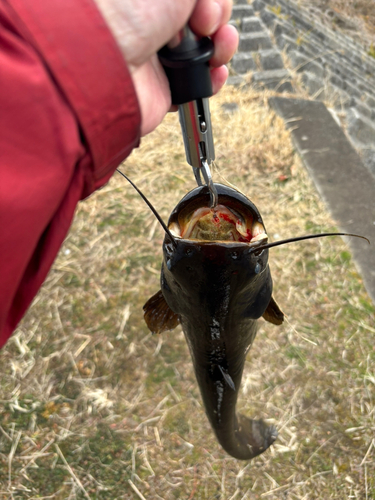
left=262, top=295, right=284, bottom=326
left=143, top=290, right=180, bottom=334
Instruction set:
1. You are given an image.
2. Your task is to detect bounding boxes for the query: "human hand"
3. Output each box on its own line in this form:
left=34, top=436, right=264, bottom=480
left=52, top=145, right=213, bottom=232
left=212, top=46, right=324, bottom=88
left=94, top=0, right=238, bottom=136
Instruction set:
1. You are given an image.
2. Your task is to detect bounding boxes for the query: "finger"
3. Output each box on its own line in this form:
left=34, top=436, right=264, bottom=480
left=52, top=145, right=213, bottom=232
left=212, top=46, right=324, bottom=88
left=118, top=0, right=197, bottom=67
left=190, top=0, right=233, bottom=36
left=131, top=56, right=172, bottom=137
left=210, top=24, right=238, bottom=68
left=210, top=65, right=229, bottom=94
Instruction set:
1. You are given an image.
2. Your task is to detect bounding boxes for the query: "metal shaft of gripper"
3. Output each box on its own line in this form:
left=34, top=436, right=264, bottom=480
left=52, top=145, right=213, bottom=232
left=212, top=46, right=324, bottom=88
left=178, top=98, right=217, bottom=206
left=158, top=25, right=218, bottom=207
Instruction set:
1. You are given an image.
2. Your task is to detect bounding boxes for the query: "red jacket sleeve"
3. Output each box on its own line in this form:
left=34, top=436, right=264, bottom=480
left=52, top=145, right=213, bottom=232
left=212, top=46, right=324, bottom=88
left=0, top=0, right=141, bottom=348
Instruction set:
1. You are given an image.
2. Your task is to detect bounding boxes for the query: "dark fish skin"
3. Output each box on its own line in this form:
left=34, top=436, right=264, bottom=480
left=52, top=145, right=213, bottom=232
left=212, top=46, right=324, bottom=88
left=144, top=184, right=283, bottom=460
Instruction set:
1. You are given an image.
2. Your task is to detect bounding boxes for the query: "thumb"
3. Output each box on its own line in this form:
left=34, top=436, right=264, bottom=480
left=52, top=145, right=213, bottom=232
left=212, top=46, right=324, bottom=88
left=94, top=0, right=197, bottom=67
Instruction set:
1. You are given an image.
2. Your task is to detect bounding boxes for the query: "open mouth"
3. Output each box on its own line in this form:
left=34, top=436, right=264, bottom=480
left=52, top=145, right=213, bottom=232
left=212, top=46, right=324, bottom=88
left=168, top=204, right=268, bottom=244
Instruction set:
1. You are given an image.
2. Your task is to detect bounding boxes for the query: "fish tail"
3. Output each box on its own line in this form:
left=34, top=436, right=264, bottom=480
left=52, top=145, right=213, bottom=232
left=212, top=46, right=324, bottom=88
left=190, top=351, right=277, bottom=460
left=203, top=386, right=277, bottom=460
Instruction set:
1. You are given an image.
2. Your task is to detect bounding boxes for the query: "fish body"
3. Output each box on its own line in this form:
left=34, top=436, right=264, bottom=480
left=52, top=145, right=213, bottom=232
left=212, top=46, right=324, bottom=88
left=144, top=183, right=283, bottom=460
left=118, top=169, right=367, bottom=460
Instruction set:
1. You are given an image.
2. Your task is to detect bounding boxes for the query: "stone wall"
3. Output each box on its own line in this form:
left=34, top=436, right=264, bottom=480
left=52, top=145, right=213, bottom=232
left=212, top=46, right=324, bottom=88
left=229, top=0, right=375, bottom=178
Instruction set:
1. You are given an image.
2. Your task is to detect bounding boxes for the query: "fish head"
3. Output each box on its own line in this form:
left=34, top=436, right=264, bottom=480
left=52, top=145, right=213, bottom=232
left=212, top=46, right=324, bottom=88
left=161, top=184, right=272, bottom=320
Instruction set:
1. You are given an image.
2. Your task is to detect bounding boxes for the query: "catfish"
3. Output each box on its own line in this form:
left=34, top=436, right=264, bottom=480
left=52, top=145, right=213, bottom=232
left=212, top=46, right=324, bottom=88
left=144, top=183, right=282, bottom=460
left=117, top=171, right=368, bottom=460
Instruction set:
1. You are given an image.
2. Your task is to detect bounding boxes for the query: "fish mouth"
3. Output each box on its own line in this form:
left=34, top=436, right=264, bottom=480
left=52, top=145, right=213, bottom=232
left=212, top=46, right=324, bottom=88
left=167, top=185, right=268, bottom=245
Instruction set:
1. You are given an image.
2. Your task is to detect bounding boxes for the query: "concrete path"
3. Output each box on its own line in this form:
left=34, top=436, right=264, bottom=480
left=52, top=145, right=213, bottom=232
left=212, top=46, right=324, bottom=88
left=269, top=97, right=375, bottom=303
left=226, top=0, right=375, bottom=302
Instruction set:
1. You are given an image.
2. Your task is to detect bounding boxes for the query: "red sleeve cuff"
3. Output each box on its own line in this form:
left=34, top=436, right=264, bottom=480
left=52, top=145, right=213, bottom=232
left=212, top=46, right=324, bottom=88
left=7, top=0, right=141, bottom=195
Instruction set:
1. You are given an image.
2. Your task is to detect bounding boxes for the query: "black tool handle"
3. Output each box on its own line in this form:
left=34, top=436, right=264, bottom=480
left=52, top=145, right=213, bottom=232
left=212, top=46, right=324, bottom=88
left=158, top=29, right=214, bottom=105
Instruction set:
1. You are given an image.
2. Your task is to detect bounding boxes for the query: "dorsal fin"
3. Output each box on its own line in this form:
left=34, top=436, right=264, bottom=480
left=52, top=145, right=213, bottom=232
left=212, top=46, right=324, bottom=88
left=143, top=290, right=180, bottom=334
left=218, top=366, right=236, bottom=391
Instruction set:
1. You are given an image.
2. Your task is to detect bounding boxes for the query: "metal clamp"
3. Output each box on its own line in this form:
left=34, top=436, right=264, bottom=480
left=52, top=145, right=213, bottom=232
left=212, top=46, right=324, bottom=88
left=178, top=98, right=215, bottom=170
left=198, top=159, right=218, bottom=208
left=178, top=98, right=218, bottom=207
left=159, top=24, right=218, bottom=207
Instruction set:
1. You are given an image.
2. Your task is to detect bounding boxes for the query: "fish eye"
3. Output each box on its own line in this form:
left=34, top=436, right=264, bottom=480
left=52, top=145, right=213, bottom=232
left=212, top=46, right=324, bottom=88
left=254, top=262, right=262, bottom=274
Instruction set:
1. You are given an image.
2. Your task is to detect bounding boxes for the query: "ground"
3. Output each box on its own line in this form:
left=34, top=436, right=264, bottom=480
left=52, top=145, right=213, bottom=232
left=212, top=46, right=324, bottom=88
left=1, top=82, right=374, bottom=499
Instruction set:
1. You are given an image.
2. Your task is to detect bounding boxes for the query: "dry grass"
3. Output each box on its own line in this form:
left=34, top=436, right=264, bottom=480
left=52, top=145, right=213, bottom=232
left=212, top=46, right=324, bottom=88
left=1, top=83, right=374, bottom=499
left=299, top=0, right=375, bottom=43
